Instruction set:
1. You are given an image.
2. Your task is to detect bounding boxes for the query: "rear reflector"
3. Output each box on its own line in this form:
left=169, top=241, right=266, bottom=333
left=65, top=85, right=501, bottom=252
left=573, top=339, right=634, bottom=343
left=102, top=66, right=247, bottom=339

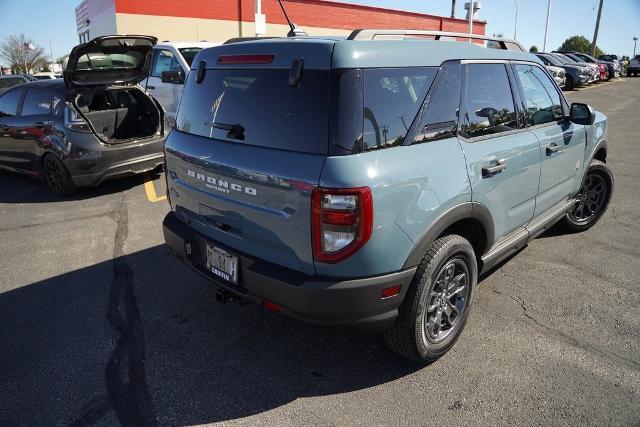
left=261, top=299, right=281, bottom=313
left=381, top=285, right=402, bottom=299
left=217, top=54, right=275, bottom=64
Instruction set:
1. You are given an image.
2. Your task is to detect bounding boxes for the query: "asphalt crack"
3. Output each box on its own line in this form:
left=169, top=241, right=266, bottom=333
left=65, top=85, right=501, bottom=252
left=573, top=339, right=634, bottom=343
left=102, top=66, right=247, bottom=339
left=487, top=287, right=640, bottom=369
left=71, top=195, right=156, bottom=426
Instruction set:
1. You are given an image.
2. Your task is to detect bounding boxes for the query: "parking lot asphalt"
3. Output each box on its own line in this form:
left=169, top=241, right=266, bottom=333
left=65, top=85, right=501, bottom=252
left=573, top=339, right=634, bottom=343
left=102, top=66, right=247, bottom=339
left=1, top=78, right=639, bottom=426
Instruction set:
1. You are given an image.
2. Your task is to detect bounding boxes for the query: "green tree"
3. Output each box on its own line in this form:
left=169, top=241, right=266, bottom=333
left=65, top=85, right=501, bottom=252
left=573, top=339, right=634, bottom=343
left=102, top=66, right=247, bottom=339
left=0, top=34, right=48, bottom=73
left=557, top=35, right=603, bottom=58
left=529, top=45, right=539, bottom=53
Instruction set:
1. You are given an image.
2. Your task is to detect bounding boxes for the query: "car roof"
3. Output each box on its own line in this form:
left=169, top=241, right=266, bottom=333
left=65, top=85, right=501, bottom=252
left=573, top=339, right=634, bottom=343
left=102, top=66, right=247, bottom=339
left=7, top=79, right=67, bottom=94
left=199, top=37, right=540, bottom=70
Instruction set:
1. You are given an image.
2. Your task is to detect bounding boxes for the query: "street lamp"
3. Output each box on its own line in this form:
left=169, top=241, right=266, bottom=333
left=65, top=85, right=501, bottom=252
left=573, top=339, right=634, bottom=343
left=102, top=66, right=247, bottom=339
left=514, top=1, right=523, bottom=40
left=634, top=37, right=638, bottom=58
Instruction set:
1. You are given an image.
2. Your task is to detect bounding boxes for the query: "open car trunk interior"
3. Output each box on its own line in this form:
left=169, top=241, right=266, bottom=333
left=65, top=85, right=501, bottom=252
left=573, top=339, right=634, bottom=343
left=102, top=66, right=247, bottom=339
left=75, top=87, right=161, bottom=143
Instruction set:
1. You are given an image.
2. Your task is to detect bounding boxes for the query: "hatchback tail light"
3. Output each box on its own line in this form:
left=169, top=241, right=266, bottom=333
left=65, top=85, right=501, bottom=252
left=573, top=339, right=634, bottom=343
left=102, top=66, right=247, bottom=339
left=163, top=152, right=171, bottom=206
left=312, top=187, right=373, bottom=263
left=64, top=104, right=91, bottom=133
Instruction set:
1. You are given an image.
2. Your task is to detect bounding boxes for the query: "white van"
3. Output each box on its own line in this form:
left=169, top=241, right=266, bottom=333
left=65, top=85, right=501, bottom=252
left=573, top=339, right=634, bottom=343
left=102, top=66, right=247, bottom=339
left=142, top=41, right=220, bottom=125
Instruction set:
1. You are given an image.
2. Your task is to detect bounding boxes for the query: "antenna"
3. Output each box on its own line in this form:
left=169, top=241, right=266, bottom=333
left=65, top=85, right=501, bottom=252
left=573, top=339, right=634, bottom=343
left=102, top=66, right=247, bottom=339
left=276, top=0, right=307, bottom=37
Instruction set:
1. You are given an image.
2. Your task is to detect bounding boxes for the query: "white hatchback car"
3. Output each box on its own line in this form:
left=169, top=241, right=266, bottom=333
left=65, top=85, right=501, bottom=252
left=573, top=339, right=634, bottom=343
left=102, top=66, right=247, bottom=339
left=141, top=41, right=220, bottom=125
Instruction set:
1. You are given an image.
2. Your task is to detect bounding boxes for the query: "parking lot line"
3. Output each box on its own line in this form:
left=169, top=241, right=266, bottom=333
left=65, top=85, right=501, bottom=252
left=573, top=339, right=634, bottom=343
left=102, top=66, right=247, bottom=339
left=143, top=175, right=167, bottom=203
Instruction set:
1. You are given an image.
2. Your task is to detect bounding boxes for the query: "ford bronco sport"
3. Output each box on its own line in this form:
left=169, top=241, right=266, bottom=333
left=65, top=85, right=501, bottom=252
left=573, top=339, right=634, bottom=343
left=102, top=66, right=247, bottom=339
left=162, top=30, right=613, bottom=363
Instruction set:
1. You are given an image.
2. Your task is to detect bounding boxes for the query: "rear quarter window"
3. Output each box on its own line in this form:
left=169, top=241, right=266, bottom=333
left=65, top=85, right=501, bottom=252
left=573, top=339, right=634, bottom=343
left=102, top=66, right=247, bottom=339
left=362, top=67, right=437, bottom=151
left=0, top=89, right=24, bottom=117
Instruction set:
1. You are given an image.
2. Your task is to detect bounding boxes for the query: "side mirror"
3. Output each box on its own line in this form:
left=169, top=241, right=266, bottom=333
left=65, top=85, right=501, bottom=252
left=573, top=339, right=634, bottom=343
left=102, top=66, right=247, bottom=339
left=569, top=103, right=595, bottom=125
left=161, top=70, right=185, bottom=85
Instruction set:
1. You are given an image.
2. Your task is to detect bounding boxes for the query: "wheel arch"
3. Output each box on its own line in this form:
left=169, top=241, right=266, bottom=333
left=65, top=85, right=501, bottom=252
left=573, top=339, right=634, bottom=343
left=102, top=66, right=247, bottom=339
left=402, top=202, right=495, bottom=269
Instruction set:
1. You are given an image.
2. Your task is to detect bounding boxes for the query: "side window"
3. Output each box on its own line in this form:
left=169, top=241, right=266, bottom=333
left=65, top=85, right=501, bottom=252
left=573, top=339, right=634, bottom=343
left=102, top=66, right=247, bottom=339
left=21, top=89, right=52, bottom=117
left=0, top=89, right=24, bottom=118
left=362, top=67, right=437, bottom=151
left=462, top=63, right=518, bottom=139
left=151, top=49, right=179, bottom=78
left=514, top=64, right=563, bottom=126
left=412, top=61, right=461, bottom=143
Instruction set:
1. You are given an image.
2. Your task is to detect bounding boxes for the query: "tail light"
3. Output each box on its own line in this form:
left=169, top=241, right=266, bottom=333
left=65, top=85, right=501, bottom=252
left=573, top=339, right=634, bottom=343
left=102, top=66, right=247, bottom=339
left=312, top=187, right=373, bottom=263
left=64, top=104, right=91, bottom=133
left=163, top=152, right=171, bottom=206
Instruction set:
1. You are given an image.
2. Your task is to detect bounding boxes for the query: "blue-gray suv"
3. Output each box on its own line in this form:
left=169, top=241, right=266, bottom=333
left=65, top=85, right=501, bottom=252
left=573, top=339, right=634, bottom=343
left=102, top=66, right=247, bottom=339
left=162, top=30, right=613, bottom=363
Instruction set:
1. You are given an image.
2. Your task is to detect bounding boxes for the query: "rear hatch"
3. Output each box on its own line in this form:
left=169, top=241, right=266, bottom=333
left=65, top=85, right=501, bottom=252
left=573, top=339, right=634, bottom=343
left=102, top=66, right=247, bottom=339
left=164, top=40, right=335, bottom=275
left=64, top=35, right=156, bottom=89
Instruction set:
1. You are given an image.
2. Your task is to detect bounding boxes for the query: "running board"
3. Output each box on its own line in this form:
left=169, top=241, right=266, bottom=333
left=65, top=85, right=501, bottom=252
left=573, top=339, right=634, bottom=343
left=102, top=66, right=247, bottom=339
left=480, top=199, right=577, bottom=274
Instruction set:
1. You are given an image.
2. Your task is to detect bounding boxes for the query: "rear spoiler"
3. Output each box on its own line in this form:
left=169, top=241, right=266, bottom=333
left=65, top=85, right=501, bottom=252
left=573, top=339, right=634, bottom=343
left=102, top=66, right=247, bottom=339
left=224, top=37, right=282, bottom=45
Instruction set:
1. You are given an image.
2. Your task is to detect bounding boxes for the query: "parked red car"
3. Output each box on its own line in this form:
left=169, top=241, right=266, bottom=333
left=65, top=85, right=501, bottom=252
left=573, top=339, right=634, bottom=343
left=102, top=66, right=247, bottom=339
left=598, top=63, right=608, bottom=80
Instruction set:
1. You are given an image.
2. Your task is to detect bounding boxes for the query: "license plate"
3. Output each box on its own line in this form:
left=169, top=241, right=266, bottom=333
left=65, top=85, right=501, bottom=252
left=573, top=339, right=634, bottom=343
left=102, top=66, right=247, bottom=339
left=206, top=244, right=239, bottom=285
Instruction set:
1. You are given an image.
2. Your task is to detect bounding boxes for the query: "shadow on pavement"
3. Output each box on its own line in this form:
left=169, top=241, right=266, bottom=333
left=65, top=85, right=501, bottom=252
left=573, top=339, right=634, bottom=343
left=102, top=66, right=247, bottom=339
left=0, top=243, right=420, bottom=425
left=0, top=170, right=161, bottom=204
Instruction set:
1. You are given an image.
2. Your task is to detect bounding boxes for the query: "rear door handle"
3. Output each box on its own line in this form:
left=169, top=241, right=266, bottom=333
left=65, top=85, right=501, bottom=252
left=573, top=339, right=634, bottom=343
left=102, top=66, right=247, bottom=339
left=546, top=144, right=561, bottom=155
left=482, top=160, right=507, bottom=177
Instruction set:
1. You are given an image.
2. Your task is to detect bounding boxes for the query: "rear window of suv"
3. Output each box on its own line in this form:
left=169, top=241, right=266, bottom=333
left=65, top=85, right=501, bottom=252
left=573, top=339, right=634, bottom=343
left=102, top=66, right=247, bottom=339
left=176, top=68, right=330, bottom=154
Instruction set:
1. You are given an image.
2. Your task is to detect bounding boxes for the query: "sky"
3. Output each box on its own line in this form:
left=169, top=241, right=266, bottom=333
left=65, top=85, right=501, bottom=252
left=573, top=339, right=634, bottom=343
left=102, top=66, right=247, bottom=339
left=0, top=0, right=638, bottom=66
left=340, top=0, right=640, bottom=56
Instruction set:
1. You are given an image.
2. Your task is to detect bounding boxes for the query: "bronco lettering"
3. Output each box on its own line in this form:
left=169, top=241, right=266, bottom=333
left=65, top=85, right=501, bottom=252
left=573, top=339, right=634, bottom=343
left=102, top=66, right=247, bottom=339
left=187, top=169, right=258, bottom=196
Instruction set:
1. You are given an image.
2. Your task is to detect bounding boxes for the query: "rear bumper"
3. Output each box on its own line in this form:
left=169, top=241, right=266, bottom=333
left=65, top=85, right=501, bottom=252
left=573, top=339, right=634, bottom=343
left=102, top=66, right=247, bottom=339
left=163, top=212, right=416, bottom=332
left=70, top=152, right=164, bottom=186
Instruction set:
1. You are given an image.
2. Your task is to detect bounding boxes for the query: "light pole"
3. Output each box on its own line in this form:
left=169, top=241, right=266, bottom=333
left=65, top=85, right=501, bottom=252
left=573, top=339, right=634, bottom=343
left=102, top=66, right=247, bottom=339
left=634, top=37, right=638, bottom=57
left=514, top=1, right=523, bottom=40
left=468, top=0, right=475, bottom=37
left=543, top=0, right=551, bottom=52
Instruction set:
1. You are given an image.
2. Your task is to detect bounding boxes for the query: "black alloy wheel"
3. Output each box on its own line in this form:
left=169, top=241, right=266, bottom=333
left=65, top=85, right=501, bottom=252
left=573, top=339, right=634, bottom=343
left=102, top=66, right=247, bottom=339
left=562, top=159, right=612, bottom=232
left=569, top=173, right=607, bottom=224
left=43, top=154, right=77, bottom=196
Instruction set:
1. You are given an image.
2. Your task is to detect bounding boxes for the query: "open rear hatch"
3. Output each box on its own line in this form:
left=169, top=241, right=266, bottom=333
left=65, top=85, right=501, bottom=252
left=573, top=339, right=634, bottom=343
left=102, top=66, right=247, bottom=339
left=64, top=35, right=156, bottom=88
left=64, top=35, right=163, bottom=144
left=164, top=40, right=335, bottom=276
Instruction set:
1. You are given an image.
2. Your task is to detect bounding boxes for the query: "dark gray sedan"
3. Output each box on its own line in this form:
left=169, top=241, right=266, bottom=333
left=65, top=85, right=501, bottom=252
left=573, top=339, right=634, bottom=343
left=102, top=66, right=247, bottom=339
left=0, top=35, right=165, bottom=195
left=536, top=53, right=590, bottom=90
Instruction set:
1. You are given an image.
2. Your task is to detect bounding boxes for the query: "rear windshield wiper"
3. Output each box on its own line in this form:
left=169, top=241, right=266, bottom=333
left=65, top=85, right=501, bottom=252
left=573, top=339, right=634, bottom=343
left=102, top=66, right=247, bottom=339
left=210, top=122, right=245, bottom=140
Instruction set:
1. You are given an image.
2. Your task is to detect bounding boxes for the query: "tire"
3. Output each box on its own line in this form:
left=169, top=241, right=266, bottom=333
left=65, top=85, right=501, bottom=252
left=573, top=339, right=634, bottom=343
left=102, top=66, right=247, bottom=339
left=384, top=234, right=477, bottom=364
left=565, top=75, right=575, bottom=91
left=43, top=153, right=77, bottom=196
left=561, top=159, right=613, bottom=232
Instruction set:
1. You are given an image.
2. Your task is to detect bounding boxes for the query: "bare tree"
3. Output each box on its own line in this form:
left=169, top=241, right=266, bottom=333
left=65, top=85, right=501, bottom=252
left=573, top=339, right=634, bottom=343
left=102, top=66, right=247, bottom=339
left=0, top=34, right=48, bottom=73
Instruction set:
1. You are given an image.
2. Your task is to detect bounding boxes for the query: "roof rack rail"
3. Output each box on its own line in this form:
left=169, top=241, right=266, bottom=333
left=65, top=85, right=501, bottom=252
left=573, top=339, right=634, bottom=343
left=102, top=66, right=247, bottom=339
left=347, top=29, right=526, bottom=52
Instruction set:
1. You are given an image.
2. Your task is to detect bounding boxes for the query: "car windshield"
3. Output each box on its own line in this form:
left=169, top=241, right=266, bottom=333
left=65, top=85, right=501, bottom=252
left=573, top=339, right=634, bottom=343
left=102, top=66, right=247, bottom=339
left=178, top=48, right=203, bottom=67
left=565, top=54, right=586, bottom=64
left=541, top=54, right=562, bottom=66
